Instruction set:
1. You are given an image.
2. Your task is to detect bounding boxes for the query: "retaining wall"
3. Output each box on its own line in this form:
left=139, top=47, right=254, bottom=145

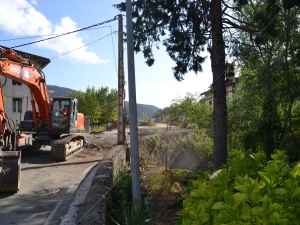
left=77, top=144, right=129, bottom=224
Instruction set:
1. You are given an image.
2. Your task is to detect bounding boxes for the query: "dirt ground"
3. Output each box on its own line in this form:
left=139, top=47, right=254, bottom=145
left=84, top=123, right=187, bottom=225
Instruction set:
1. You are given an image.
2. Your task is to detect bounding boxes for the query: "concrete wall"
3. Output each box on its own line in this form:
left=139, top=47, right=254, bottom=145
left=77, top=144, right=130, bottom=224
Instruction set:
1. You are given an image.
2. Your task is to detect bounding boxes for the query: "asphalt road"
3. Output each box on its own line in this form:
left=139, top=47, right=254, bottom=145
left=0, top=125, right=169, bottom=225
left=0, top=146, right=105, bottom=225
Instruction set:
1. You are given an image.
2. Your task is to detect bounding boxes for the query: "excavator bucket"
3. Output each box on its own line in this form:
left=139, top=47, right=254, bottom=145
left=0, top=151, right=21, bottom=192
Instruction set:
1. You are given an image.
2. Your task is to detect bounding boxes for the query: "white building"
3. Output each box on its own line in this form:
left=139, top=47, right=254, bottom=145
left=0, top=46, right=51, bottom=126
left=200, top=78, right=238, bottom=105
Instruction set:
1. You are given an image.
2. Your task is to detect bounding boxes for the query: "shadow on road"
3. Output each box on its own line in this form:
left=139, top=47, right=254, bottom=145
left=21, top=159, right=101, bottom=171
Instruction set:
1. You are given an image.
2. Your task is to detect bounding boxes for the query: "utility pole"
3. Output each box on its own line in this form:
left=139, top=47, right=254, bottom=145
left=117, top=14, right=125, bottom=144
left=126, top=0, right=141, bottom=204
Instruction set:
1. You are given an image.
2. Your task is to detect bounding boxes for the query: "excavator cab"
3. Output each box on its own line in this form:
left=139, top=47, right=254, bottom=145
left=50, top=97, right=84, bottom=135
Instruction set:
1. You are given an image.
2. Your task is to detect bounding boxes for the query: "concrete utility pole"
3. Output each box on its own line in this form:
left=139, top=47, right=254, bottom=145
left=117, top=14, right=125, bottom=144
left=126, top=0, right=141, bottom=204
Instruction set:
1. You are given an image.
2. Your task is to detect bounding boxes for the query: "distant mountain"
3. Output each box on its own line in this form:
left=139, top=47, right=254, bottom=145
left=46, top=85, right=160, bottom=119
left=125, top=101, right=160, bottom=120
left=47, top=85, right=75, bottom=98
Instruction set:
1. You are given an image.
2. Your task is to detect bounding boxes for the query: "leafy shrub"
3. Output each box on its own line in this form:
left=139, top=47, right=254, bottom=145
left=139, top=128, right=213, bottom=171
left=176, top=150, right=300, bottom=224
left=180, top=128, right=213, bottom=171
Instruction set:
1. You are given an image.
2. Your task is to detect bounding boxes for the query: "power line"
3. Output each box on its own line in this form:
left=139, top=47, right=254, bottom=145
left=48, top=28, right=167, bottom=63
left=110, top=26, right=118, bottom=73
left=11, top=16, right=118, bottom=48
left=0, top=25, right=118, bottom=42
left=50, top=31, right=117, bottom=60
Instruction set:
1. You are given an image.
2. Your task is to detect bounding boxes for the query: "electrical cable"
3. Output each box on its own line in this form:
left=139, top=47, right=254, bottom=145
left=50, top=31, right=117, bottom=60
left=11, top=16, right=118, bottom=48
left=110, top=26, right=118, bottom=73
left=0, top=25, right=118, bottom=42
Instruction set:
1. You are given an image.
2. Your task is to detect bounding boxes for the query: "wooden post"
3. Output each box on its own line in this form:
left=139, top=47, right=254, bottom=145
left=117, top=14, right=125, bottom=144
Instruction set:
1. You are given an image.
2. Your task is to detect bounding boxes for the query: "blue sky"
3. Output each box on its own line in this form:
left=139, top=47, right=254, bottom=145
left=0, top=0, right=212, bottom=109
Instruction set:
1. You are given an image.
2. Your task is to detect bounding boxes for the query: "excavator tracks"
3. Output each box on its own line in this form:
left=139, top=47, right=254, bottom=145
left=51, top=134, right=85, bottom=161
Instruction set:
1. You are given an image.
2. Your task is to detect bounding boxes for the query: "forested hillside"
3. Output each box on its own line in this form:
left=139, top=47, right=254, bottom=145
left=47, top=85, right=160, bottom=120
left=125, top=101, right=160, bottom=120
left=47, top=85, right=75, bottom=98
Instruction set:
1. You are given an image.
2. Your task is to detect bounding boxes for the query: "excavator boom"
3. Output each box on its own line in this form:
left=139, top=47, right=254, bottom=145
left=0, top=48, right=86, bottom=192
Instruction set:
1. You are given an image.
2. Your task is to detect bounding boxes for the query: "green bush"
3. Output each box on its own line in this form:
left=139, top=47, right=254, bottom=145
left=176, top=150, right=300, bottom=224
left=139, top=128, right=213, bottom=171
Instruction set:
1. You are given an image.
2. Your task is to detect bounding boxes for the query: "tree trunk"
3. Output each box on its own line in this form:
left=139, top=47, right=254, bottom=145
left=211, top=0, right=227, bottom=169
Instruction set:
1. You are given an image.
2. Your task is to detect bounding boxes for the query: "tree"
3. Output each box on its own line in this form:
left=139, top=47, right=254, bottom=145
left=170, top=93, right=212, bottom=129
left=67, top=86, right=118, bottom=124
left=115, top=0, right=279, bottom=168
left=103, top=89, right=118, bottom=123
left=227, top=2, right=300, bottom=159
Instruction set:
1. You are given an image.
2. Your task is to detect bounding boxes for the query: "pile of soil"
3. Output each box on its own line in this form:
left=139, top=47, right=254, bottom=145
left=147, top=122, right=156, bottom=126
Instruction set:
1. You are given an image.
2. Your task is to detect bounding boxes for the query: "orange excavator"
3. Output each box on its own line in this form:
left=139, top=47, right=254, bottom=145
left=0, top=47, right=85, bottom=192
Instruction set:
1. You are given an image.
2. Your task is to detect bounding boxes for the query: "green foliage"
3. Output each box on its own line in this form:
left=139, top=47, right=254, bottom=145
left=140, top=135, right=169, bottom=168
left=176, top=150, right=300, bottom=224
left=145, top=170, right=183, bottom=196
left=139, top=127, right=213, bottom=171
left=115, top=0, right=210, bottom=81
left=180, top=128, right=214, bottom=171
left=152, top=106, right=171, bottom=122
left=67, top=86, right=118, bottom=124
left=91, top=126, right=106, bottom=133
left=227, top=2, right=300, bottom=160
left=169, top=93, right=212, bottom=129
left=142, top=169, right=197, bottom=200
left=106, top=171, right=152, bottom=225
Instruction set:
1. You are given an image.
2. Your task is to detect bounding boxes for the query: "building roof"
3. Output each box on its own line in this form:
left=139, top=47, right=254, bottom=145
left=0, top=45, right=51, bottom=70
left=200, top=77, right=239, bottom=95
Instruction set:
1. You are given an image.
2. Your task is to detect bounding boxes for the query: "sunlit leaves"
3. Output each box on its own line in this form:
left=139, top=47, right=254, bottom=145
left=67, top=86, right=118, bottom=124
left=176, top=150, right=300, bottom=224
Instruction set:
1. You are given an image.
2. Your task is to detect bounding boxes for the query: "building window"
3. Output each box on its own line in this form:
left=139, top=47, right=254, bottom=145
left=209, top=100, right=212, bottom=105
left=13, top=98, right=22, bottom=113
left=12, top=80, right=22, bottom=86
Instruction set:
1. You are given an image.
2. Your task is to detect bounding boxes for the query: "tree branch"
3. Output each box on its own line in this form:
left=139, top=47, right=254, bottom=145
left=223, top=13, right=262, bottom=29
left=218, top=6, right=228, bottom=18
left=223, top=19, right=263, bottom=33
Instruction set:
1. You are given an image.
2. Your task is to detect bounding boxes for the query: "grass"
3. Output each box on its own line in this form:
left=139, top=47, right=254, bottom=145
left=105, top=169, right=195, bottom=225
left=91, top=126, right=106, bottom=133
left=106, top=171, right=152, bottom=225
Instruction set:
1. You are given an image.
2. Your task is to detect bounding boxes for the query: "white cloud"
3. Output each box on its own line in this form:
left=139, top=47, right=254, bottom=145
left=0, top=0, right=107, bottom=64
left=134, top=72, right=212, bottom=108
left=39, top=17, right=108, bottom=64
left=0, top=0, right=51, bottom=35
